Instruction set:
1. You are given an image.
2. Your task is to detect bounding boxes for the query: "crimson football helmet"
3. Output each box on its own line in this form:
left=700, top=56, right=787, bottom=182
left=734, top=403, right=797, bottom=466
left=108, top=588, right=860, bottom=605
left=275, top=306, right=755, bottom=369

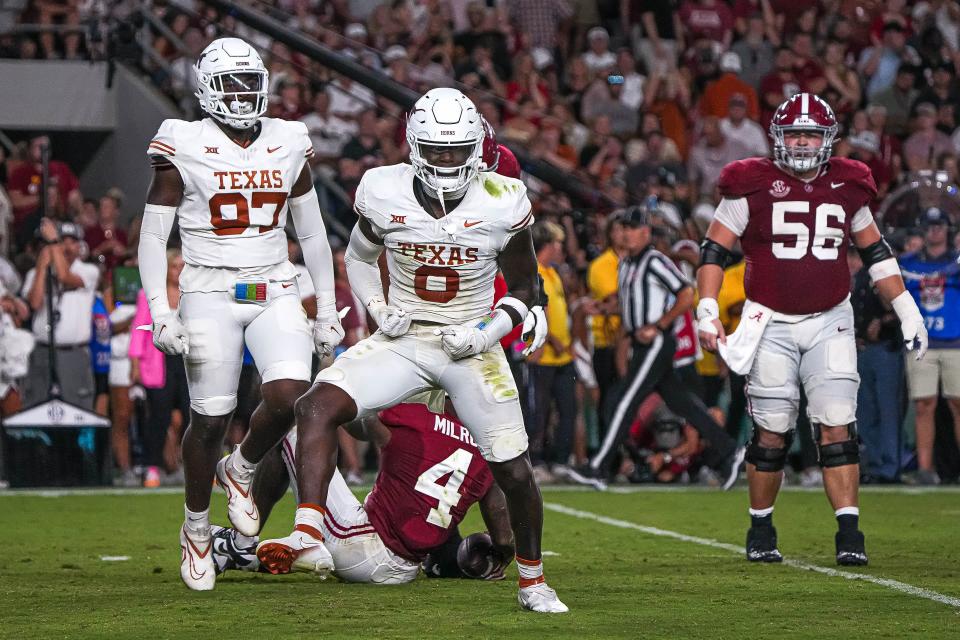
left=479, top=116, right=500, bottom=172
left=769, top=93, right=838, bottom=173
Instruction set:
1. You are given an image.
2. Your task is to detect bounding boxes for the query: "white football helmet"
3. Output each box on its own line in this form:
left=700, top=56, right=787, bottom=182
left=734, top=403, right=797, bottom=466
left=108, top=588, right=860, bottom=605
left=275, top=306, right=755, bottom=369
left=194, top=37, right=268, bottom=130
left=406, top=88, right=484, bottom=201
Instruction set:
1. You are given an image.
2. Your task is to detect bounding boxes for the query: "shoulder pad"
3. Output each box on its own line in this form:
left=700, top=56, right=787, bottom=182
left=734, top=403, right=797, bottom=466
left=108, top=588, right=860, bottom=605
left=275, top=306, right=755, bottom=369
left=828, top=158, right=878, bottom=203
left=717, top=158, right=777, bottom=198
left=478, top=173, right=532, bottom=230
left=354, top=164, right=412, bottom=224
left=147, top=119, right=184, bottom=160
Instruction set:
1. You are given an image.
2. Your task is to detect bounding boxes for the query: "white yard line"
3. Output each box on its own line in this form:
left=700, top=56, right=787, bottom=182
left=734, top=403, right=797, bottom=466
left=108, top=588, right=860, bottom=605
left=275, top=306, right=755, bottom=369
left=544, top=502, right=960, bottom=609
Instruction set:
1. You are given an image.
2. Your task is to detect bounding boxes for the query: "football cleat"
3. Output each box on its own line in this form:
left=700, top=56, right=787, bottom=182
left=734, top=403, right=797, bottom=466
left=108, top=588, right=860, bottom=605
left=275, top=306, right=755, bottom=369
left=180, top=525, right=216, bottom=590
left=256, top=529, right=334, bottom=577
left=211, top=525, right=260, bottom=574
left=746, top=525, right=783, bottom=563
left=835, top=529, right=868, bottom=566
left=518, top=582, right=569, bottom=613
left=215, top=451, right=261, bottom=537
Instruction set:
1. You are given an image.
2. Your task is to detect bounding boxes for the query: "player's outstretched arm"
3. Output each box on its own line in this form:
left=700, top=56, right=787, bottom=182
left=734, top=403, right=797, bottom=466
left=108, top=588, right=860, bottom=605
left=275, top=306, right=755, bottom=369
left=478, top=483, right=516, bottom=580
left=696, top=218, right=739, bottom=351
left=289, top=164, right=344, bottom=356
left=139, top=161, right=189, bottom=355
left=853, top=222, right=927, bottom=359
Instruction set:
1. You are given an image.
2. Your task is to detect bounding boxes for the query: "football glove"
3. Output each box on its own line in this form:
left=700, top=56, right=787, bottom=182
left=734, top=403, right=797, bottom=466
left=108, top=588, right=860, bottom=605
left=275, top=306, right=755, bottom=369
left=892, top=291, right=928, bottom=360
left=434, top=324, right=497, bottom=360
left=369, top=301, right=412, bottom=338
left=152, top=312, right=189, bottom=356
left=313, top=302, right=346, bottom=357
left=521, top=305, right=547, bottom=356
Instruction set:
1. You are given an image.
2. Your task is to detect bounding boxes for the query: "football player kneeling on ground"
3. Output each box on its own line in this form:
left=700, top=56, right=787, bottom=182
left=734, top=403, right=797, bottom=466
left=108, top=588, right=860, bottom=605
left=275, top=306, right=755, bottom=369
left=257, top=88, right=566, bottom=612
left=138, top=37, right=344, bottom=591
left=696, top=93, right=927, bottom=566
left=212, top=401, right=515, bottom=584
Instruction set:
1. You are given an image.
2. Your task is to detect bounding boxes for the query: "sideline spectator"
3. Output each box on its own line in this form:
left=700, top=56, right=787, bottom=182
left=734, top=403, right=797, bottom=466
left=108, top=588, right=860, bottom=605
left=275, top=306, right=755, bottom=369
left=528, top=222, right=577, bottom=478
left=6, top=136, right=81, bottom=242
left=719, top=94, right=768, bottom=157
left=20, top=220, right=98, bottom=409
left=899, top=208, right=960, bottom=485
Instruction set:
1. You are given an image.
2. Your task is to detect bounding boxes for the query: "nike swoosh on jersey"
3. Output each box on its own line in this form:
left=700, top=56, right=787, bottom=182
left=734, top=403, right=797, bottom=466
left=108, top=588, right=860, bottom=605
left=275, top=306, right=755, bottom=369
left=831, top=182, right=845, bottom=188
left=282, top=282, right=294, bottom=288
left=267, top=146, right=282, bottom=153
left=463, top=220, right=482, bottom=228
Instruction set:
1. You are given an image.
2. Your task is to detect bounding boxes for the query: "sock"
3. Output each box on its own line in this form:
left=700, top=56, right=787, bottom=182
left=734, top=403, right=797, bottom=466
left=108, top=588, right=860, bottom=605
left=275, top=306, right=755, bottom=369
left=294, top=503, right=327, bottom=541
left=749, top=506, right=774, bottom=528
left=184, top=506, right=210, bottom=537
left=836, top=506, right=859, bottom=533
left=516, top=555, right=544, bottom=588
left=230, top=446, right=257, bottom=477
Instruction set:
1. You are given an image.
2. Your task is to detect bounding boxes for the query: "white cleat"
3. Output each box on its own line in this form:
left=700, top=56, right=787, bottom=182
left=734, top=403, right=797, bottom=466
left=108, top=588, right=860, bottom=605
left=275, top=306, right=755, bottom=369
left=518, top=582, right=569, bottom=613
left=256, top=529, right=334, bottom=578
left=215, top=452, right=261, bottom=537
left=180, top=525, right=216, bottom=591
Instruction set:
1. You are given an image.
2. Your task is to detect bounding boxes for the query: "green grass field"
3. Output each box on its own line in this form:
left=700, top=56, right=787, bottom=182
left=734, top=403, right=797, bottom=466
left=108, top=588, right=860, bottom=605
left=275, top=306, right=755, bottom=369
left=1, top=486, right=958, bottom=639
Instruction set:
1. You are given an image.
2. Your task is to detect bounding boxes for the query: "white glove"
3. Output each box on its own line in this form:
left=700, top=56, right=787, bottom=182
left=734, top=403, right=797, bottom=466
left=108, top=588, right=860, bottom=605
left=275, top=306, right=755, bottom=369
left=434, top=324, right=496, bottom=360
left=152, top=312, right=189, bottom=355
left=313, top=306, right=345, bottom=357
left=892, top=291, right=928, bottom=360
left=521, top=305, right=547, bottom=356
left=369, top=301, right=412, bottom=338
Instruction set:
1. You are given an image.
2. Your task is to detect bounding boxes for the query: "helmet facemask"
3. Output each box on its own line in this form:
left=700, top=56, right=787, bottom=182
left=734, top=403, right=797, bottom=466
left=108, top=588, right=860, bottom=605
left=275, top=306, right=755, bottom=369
left=195, top=69, right=268, bottom=130
left=771, top=123, right=837, bottom=174
left=408, top=137, right=482, bottom=202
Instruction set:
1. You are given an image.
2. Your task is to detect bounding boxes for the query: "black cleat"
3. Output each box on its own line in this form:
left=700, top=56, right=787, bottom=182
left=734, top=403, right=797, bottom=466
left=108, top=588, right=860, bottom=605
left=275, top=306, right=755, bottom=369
left=211, top=525, right=261, bottom=574
left=835, top=529, right=868, bottom=566
left=746, top=525, right=783, bottom=563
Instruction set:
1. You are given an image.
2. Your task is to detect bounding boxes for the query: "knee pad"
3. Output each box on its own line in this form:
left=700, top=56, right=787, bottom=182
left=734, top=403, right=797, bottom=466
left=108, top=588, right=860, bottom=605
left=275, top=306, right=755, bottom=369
left=479, top=424, right=529, bottom=463
left=815, top=423, right=860, bottom=468
left=191, top=394, right=237, bottom=417
left=745, top=431, right=793, bottom=472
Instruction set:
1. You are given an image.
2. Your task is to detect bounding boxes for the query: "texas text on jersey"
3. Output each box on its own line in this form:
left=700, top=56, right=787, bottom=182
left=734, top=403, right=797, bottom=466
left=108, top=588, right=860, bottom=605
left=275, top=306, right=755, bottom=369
left=716, top=157, right=877, bottom=315
left=364, top=403, right=493, bottom=562
left=354, top=164, right=532, bottom=325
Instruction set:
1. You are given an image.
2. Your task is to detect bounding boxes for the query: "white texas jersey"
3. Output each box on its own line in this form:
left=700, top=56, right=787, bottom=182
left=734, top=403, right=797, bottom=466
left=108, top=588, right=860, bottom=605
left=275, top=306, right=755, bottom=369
left=355, top=164, right=534, bottom=325
left=147, top=117, right=314, bottom=269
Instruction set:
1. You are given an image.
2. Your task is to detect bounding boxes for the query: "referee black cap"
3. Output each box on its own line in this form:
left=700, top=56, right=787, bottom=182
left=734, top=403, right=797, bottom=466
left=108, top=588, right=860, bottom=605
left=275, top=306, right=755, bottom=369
left=622, top=205, right=650, bottom=227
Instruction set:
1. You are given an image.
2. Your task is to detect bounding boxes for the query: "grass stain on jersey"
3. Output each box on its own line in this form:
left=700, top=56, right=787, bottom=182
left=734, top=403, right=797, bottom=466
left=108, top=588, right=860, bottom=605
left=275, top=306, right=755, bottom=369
left=483, top=178, right=503, bottom=198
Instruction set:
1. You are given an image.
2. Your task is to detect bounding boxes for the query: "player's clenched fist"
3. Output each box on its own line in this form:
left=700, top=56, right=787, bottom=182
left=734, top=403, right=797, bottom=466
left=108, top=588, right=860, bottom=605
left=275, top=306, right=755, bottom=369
left=369, top=301, right=412, bottom=337
left=521, top=305, right=547, bottom=356
left=152, top=313, right=190, bottom=355
left=434, top=324, right=495, bottom=359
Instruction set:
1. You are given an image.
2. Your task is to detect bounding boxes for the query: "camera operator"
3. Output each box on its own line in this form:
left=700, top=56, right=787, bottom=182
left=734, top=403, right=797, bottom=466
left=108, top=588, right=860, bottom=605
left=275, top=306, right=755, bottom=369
left=20, top=219, right=99, bottom=409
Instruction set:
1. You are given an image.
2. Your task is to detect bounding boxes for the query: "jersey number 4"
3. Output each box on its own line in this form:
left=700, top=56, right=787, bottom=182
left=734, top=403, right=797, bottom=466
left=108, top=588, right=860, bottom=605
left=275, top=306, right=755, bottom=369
left=772, top=202, right=845, bottom=260
left=209, top=192, right=287, bottom=236
left=414, top=448, right=473, bottom=528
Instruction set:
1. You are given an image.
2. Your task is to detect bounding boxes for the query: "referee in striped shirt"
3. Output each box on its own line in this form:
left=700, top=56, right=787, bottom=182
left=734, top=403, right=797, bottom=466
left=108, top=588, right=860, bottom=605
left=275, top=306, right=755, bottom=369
left=570, top=207, right=744, bottom=489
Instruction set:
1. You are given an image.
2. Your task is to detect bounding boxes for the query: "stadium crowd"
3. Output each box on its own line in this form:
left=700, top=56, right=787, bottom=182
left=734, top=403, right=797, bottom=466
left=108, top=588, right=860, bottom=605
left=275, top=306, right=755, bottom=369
left=1, top=0, right=960, bottom=487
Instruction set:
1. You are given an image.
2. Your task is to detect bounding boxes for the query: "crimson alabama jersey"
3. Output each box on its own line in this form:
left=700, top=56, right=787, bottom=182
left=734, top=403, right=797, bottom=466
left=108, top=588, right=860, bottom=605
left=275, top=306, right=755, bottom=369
left=364, top=403, right=494, bottom=563
left=715, top=157, right=877, bottom=315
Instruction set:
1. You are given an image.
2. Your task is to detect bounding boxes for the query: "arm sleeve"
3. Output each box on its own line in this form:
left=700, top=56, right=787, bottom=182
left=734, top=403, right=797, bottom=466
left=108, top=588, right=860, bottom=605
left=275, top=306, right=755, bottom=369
left=712, top=197, right=749, bottom=236
left=850, top=205, right=875, bottom=233
left=344, top=223, right=386, bottom=308
left=137, top=204, right=178, bottom=319
left=288, top=186, right=336, bottom=314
